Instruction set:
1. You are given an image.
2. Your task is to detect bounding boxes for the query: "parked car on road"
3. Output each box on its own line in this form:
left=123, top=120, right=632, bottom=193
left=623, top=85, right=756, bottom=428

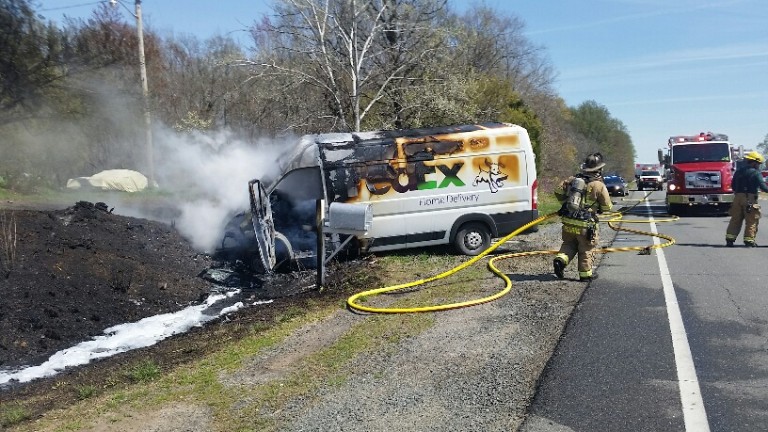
left=604, top=175, right=629, bottom=196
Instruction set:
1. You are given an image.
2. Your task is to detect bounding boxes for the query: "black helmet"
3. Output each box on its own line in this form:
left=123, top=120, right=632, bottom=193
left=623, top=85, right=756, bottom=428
left=581, top=152, right=606, bottom=172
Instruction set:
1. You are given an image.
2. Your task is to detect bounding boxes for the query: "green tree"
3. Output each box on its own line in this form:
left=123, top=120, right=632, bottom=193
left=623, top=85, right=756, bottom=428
left=569, top=100, right=636, bottom=178
left=0, top=0, right=66, bottom=125
left=470, top=77, right=543, bottom=168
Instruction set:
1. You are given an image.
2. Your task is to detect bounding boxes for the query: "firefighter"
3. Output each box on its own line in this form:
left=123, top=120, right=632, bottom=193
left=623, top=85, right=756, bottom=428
left=553, top=153, right=613, bottom=281
left=725, top=151, right=768, bottom=247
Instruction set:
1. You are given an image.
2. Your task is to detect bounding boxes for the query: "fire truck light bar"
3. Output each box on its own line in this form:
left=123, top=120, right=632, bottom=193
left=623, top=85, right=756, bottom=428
left=668, top=132, right=729, bottom=146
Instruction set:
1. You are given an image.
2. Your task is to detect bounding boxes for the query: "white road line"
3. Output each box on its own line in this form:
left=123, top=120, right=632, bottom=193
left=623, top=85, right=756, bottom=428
left=646, top=200, right=710, bottom=431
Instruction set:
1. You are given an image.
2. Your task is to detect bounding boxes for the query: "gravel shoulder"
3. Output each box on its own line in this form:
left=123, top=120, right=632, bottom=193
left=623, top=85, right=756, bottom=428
left=276, top=223, right=599, bottom=432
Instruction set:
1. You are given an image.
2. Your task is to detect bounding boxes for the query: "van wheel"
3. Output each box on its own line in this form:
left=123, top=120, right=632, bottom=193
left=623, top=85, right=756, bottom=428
left=274, top=231, right=294, bottom=272
left=454, top=222, right=491, bottom=256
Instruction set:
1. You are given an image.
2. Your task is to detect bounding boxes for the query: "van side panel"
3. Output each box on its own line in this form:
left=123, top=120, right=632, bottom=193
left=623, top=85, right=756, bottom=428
left=319, top=124, right=537, bottom=252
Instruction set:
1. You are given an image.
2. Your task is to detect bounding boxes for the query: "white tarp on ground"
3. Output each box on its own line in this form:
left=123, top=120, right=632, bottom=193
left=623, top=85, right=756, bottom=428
left=66, top=169, right=149, bottom=192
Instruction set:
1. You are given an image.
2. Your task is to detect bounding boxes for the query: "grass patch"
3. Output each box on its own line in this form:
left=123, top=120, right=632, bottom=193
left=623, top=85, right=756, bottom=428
left=354, top=250, right=499, bottom=314
left=275, top=305, right=305, bottom=323
left=538, top=191, right=561, bottom=221
left=0, top=187, right=67, bottom=203
left=0, top=187, right=180, bottom=209
left=125, top=360, right=162, bottom=383
left=0, top=404, right=30, bottom=427
left=76, top=385, right=97, bottom=400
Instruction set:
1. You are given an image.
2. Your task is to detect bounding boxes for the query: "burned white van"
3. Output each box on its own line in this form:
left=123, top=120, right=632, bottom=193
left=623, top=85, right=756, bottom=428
left=219, top=122, right=539, bottom=274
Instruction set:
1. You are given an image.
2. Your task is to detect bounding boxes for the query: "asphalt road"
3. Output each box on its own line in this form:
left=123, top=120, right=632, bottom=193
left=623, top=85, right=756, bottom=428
left=521, top=190, right=768, bottom=432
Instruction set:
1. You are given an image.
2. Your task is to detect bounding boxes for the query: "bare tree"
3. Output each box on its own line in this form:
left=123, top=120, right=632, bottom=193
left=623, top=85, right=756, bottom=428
left=757, top=133, right=768, bottom=159
left=155, top=34, right=245, bottom=130
left=248, top=0, right=449, bottom=132
left=450, top=5, right=554, bottom=99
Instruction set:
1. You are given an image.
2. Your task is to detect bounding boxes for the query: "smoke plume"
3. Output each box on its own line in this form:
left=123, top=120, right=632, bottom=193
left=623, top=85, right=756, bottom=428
left=153, top=127, right=289, bottom=252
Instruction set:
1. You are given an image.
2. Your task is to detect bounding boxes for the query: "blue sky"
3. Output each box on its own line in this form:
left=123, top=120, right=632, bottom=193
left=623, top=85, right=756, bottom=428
left=39, top=0, right=768, bottom=164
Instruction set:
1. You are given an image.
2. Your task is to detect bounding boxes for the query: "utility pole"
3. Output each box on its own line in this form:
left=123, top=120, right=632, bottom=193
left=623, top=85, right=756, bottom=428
left=111, top=0, right=154, bottom=187
left=135, top=0, right=154, bottom=187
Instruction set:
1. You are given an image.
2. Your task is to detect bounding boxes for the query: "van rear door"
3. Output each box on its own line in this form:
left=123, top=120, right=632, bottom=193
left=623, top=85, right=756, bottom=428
left=248, top=179, right=277, bottom=272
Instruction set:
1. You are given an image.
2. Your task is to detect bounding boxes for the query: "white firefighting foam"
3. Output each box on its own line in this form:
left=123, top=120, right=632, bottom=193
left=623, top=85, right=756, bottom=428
left=0, top=291, right=272, bottom=386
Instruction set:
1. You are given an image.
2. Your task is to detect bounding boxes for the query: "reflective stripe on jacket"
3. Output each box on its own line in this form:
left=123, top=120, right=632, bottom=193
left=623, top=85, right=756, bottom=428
left=561, top=216, right=594, bottom=228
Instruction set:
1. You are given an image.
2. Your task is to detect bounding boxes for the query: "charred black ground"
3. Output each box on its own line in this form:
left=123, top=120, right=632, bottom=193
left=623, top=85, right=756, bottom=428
left=0, top=200, right=377, bottom=422
left=0, top=201, right=216, bottom=369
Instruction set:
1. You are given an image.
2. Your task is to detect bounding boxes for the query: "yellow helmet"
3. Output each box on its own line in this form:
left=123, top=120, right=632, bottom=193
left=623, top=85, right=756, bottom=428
left=744, top=151, right=765, bottom=164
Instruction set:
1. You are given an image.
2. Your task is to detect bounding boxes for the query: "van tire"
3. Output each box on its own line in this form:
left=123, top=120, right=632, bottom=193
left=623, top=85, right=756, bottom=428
left=248, top=251, right=268, bottom=274
left=454, top=222, right=491, bottom=256
left=274, top=231, right=294, bottom=272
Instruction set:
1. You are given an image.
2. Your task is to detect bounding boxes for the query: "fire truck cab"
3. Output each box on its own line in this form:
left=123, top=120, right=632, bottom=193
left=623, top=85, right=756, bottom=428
left=659, top=132, right=739, bottom=215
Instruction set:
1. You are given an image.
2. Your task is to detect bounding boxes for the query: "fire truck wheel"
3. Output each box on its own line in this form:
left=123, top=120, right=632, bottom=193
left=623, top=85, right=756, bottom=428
left=667, top=204, right=685, bottom=216
left=454, top=222, right=491, bottom=256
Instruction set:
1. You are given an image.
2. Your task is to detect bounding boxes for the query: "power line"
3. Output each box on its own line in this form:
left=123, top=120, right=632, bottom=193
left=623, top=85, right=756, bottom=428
left=39, top=1, right=103, bottom=12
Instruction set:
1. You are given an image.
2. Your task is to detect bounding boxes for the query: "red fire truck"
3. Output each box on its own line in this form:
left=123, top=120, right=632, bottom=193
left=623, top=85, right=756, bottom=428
left=658, top=132, right=742, bottom=215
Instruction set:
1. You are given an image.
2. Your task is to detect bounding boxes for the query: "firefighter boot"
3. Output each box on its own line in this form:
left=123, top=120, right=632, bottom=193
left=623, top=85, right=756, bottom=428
left=553, top=258, right=566, bottom=279
left=578, top=270, right=597, bottom=282
left=744, top=241, right=758, bottom=247
left=726, top=240, right=734, bottom=247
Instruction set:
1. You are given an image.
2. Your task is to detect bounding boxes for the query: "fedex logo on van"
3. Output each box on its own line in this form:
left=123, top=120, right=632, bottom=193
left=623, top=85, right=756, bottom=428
left=365, top=162, right=466, bottom=195
left=363, top=158, right=509, bottom=195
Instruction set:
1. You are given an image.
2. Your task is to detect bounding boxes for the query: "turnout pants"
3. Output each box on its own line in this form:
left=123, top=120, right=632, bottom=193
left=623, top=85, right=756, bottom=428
left=555, top=224, right=599, bottom=278
left=726, top=193, right=761, bottom=244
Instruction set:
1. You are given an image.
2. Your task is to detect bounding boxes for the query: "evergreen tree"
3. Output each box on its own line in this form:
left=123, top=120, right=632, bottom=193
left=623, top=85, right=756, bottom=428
left=0, top=0, right=65, bottom=125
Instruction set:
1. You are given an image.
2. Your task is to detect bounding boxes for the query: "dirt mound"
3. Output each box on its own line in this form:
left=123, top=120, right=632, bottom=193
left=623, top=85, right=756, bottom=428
left=0, top=201, right=213, bottom=369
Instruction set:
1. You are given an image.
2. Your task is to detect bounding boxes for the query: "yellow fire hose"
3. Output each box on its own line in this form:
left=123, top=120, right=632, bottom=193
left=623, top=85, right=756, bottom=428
left=346, top=192, right=677, bottom=314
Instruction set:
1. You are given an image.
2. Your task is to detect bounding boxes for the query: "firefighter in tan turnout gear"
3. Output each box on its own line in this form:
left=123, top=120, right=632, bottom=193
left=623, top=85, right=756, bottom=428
left=725, top=151, right=768, bottom=247
left=553, top=153, right=613, bottom=281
